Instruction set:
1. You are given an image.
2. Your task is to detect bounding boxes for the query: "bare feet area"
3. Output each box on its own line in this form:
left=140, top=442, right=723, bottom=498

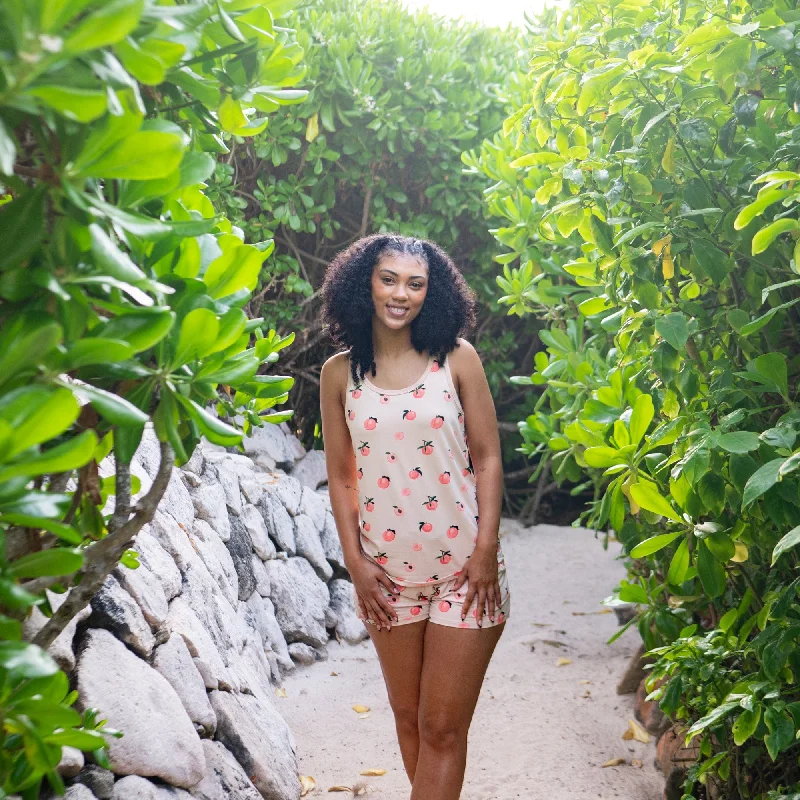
left=278, top=521, right=664, bottom=799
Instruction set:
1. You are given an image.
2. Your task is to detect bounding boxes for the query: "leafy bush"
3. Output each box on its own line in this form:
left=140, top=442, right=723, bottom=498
left=468, top=0, right=800, bottom=794
left=0, top=0, right=304, bottom=793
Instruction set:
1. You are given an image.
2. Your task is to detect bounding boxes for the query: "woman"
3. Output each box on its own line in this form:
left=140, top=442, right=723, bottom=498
left=319, top=233, right=510, bottom=800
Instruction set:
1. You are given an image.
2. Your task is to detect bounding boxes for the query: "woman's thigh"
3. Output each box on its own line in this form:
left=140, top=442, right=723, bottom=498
left=367, top=619, right=428, bottom=719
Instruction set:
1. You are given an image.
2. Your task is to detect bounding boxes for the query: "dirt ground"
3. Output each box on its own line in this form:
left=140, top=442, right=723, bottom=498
left=277, top=520, right=665, bottom=799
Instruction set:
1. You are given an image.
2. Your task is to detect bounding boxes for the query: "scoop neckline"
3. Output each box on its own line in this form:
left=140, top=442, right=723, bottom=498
left=362, top=354, right=435, bottom=395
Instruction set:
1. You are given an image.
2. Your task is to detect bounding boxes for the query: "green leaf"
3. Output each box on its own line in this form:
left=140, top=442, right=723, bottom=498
left=630, top=530, right=683, bottom=558
left=89, top=224, right=146, bottom=284
left=751, top=353, right=788, bottom=397
left=718, top=432, right=761, bottom=453
left=732, top=707, right=761, bottom=747
left=63, top=339, right=135, bottom=369
left=174, top=308, right=220, bottom=364
left=75, top=132, right=184, bottom=180
left=179, top=152, right=216, bottom=187
left=752, top=219, right=800, bottom=255
left=0, top=186, right=45, bottom=272
left=577, top=296, right=612, bottom=316
left=742, top=458, right=785, bottom=509
left=91, top=309, right=174, bottom=353
left=691, top=239, right=732, bottom=282
left=696, top=540, right=726, bottom=598
left=64, top=0, right=144, bottom=53
left=0, top=641, right=58, bottom=678
left=771, top=525, right=800, bottom=567
left=3, top=388, right=80, bottom=459
left=668, top=538, right=690, bottom=584
left=174, top=394, right=242, bottom=446
left=25, top=86, right=107, bottom=122
left=583, top=446, right=624, bottom=468
left=629, top=481, right=682, bottom=522
left=0, top=117, right=16, bottom=175
left=218, top=95, right=248, bottom=133
left=0, top=515, right=81, bottom=544
left=629, top=394, right=654, bottom=448
left=655, top=313, right=689, bottom=351
left=10, top=548, right=83, bottom=579
left=74, top=384, right=150, bottom=427
left=0, top=431, right=97, bottom=482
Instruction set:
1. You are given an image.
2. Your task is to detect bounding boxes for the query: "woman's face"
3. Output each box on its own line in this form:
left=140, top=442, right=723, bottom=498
left=371, top=252, right=429, bottom=329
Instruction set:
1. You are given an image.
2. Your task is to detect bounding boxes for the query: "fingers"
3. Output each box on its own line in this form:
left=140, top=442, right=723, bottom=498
left=377, top=572, right=401, bottom=597
left=461, top=583, right=475, bottom=622
left=487, top=583, right=497, bottom=623
left=368, top=595, right=395, bottom=630
left=476, top=586, right=487, bottom=628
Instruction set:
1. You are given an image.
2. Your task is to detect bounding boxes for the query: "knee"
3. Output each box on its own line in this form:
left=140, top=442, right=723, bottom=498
left=391, top=703, right=419, bottom=735
left=418, top=712, right=466, bottom=752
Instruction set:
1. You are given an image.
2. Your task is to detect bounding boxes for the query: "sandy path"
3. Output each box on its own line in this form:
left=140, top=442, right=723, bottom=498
left=278, top=521, right=664, bottom=799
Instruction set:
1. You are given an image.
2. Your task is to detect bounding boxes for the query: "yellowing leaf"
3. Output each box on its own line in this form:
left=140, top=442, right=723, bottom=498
left=328, top=787, right=352, bottom=792
left=299, top=775, right=316, bottom=796
left=274, top=687, right=287, bottom=698
left=732, top=542, right=749, bottom=562
left=652, top=234, right=672, bottom=256
left=306, top=112, right=319, bottom=142
left=626, top=718, right=651, bottom=743
left=662, top=137, right=675, bottom=174
left=556, top=657, right=572, bottom=666
left=352, top=704, right=370, bottom=713
left=578, top=679, right=592, bottom=684
left=360, top=768, right=387, bottom=776
left=662, top=252, right=675, bottom=280
left=602, top=757, right=626, bottom=767
left=330, top=671, right=339, bottom=676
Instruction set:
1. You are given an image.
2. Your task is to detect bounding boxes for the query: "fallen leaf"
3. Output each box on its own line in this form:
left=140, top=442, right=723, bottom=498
left=556, top=657, right=572, bottom=666
left=328, top=787, right=351, bottom=792
left=360, top=769, right=386, bottom=776
left=299, top=775, right=316, bottom=796
left=578, top=680, right=591, bottom=684
left=331, top=671, right=339, bottom=676
left=531, top=622, right=551, bottom=627
left=541, top=639, right=569, bottom=648
left=601, top=757, right=626, bottom=767
left=275, top=687, right=287, bottom=698
left=632, top=759, right=643, bottom=767
left=357, top=711, right=371, bottom=719
left=353, top=781, right=369, bottom=795
left=352, top=704, right=370, bottom=713
left=626, top=718, right=651, bottom=743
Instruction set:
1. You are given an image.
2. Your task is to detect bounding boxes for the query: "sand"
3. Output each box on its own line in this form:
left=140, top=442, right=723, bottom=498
left=277, top=521, right=665, bottom=799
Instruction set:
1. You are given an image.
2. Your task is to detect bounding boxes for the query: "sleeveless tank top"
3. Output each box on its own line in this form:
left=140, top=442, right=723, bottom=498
left=344, top=349, right=504, bottom=586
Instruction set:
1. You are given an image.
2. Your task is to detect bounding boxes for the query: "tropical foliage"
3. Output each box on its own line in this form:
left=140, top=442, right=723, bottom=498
left=469, top=0, right=800, bottom=795
left=0, top=0, right=302, bottom=793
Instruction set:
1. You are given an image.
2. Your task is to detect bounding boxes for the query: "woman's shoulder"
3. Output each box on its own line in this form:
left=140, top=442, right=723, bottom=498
left=320, top=350, right=352, bottom=388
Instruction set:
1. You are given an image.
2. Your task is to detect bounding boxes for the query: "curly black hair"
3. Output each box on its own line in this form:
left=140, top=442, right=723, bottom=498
left=321, top=233, right=478, bottom=385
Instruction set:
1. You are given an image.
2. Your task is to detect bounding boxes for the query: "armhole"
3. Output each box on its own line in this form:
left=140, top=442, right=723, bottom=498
left=443, top=353, right=465, bottom=416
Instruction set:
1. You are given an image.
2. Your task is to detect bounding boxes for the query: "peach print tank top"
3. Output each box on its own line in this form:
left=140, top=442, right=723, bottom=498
left=344, top=349, right=503, bottom=586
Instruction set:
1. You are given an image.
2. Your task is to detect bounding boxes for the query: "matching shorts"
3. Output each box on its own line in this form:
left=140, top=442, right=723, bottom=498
left=355, top=562, right=511, bottom=629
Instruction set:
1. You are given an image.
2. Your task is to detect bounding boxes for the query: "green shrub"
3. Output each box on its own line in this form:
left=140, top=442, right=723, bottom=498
left=0, top=0, right=304, bottom=793
left=468, top=0, right=800, bottom=794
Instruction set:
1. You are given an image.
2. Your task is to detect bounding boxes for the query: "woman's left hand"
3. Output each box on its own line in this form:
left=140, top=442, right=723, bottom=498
left=453, top=541, right=501, bottom=627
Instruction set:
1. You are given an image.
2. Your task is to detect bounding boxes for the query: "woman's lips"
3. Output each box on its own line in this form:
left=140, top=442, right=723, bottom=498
left=387, top=305, right=409, bottom=317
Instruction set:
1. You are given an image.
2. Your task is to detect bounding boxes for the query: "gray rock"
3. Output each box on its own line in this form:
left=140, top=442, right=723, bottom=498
left=313, top=644, right=329, bottom=662
left=183, top=445, right=206, bottom=476
left=251, top=555, right=271, bottom=596
left=135, top=528, right=182, bottom=601
left=210, top=690, right=300, bottom=800
left=166, top=596, right=225, bottom=689
left=225, top=634, right=274, bottom=707
left=189, top=740, right=261, bottom=800
left=261, top=495, right=296, bottom=555
left=133, top=425, right=162, bottom=480
left=319, top=511, right=346, bottom=573
left=114, top=556, right=168, bottom=630
left=190, top=482, right=231, bottom=542
left=160, top=471, right=196, bottom=529
left=189, top=520, right=239, bottom=607
left=239, top=476, right=263, bottom=506
left=226, top=514, right=256, bottom=601
left=112, top=776, right=159, bottom=800
left=284, top=433, right=306, bottom=464
left=203, top=455, right=243, bottom=516
left=299, top=486, right=328, bottom=531
left=22, top=589, right=90, bottom=673
left=76, top=630, right=205, bottom=787
left=66, top=785, right=101, bottom=800
left=242, top=423, right=292, bottom=469
left=287, top=642, right=316, bottom=665
left=328, top=579, right=368, bottom=644
left=264, top=558, right=330, bottom=648
left=263, top=598, right=293, bottom=672
left=182, top=470, right=203, bottom=488
left=242, top=503, right=274, bottom=560
left=325, top=606, right=338, bottom=629
left=293, top=514, right=333, bottom=582
left=57, top=745, right=84, bottom=777
left=74, top=765, right=114, bottom=798
left=289, top=449, right=328, bottom=490
left=90, top=574, right=155, bottom=658
left=264, top=474, right=303, bottom=516
left=149, top=510, right=196, bottom=573
left=266, top=650, right=281, bottom=685
left=153, top=634, right=217, bottom=737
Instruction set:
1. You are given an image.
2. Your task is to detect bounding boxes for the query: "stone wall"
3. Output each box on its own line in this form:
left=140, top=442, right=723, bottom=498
left=30, top=423, right=365, bottom=800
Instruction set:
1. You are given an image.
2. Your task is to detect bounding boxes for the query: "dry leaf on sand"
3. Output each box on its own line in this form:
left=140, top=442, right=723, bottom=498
left=556, top=657, right=572, bottom=666
left=328, top=787, right=351, bottom=792
left=601, top=757, right=626, bottom=767
left=352, top=704, right=370, bottom=713
left=331, top=671, right=339, bottom=676
left=632, top=758, right=643, bottom=767
left=360, top=769, right=386, bottom=776
left=578, top=679, right=591, bottom=684
left=275, top=687, right=287, bottom=698
left=357, top=711, right=371, bottom=719
left=299, top=775, right=316, bottom=796
left=621, top=718, right=650, bottom=743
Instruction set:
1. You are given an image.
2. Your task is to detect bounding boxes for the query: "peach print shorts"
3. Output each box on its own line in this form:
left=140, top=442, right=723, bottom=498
left=355, top=562, right=511, bottom=629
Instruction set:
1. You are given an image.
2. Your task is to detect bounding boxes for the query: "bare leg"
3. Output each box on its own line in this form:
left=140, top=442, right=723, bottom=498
left=410, top=621, right=505, bottom=800
left=366, top=620, right=428, bottom=783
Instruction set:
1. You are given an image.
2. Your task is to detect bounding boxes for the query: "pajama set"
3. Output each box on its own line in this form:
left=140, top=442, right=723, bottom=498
left=344, top=350, right=510, bottom=628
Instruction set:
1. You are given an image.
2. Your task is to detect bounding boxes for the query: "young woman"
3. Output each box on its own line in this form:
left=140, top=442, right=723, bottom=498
left=319, top=233, right=510, bottom=800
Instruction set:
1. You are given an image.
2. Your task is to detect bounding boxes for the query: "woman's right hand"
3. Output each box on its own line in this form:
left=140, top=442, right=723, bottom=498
left=348, top=554, right=400, bottom=631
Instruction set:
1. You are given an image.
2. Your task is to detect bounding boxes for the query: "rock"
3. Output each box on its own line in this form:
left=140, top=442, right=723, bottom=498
left=251, top=555, right=271, bottom=597
left=226, top=514, right=256, bottom=601
left=183, top=445, right=206, bottom=476
left=114, top=556, right=168, bottom=630
left=74, top=765, right=115, bottom=799
left=617, top=642, right=652, bottom=694
left=203, top=455, right=243, bottom=516
left=189, top=520, right=239, bottom=607
left=149, top=511, right=196, bottom=573
left=22, top=589, right=90, bottom=673
left=263, top=598, right=293, bottom=672
left=287, top=642, right=316, bottom=665
left=133, top=425, right=163, bottom=480
left=226, top=634, right=274, bottom=707
left=328, top=579, right=368, bottom=644
left=289, top=449, right=328, bottom=490
left=242, top=424, right=292, bottom=470
left=261, top=495, right=296, bottom=555
left=299, top=487, right=327, bottom=531
left=57, top=746, right=84, bottom=777
left=135, top=528, right=182, bottom=601
left=190, top=483, right=231, bottom=542
left=242, top=503, right=275, bottom=560
left=210, top=690, right=300, bottom=800
left=264, top=474, right=303, bottom=516
left=76, top=630, right=205, bottom=787
left=183, top=470, right=203, bottom=488
left=239, top=476, right=263, bottom=506
left=160, top=471, right=196, bottom=530
left=319, top=511, right=346, bottom=573
left=293, top=514, right=333, bottom=581
left=238, top=593, right=273, bottom=652
left=166, top=596, right=226, bottom=690
left=284, top=432, right=306, bottom=464
left=112, top=776, right=159, bottom=800
left=153, top=635, right=217, bottom=737
left=313, top=645, right=329, bottom=661
left=265, top=558, right=330, bottom=648
left=65, top=785, right=101, bottom=800
left=189, top=740, right=261, bottom=800
left=325, top=606, right=338, bottom=629
left=90, top=574, right=155, bottom=658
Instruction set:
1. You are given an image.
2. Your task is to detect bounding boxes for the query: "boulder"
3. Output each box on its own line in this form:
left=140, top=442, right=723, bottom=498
left=328, top=579, right=368, bottom=644
left=160, top=471, right=196, bottom=530
left=242, top=503, right=275, bottom=560
left=203, top=455, right=243, bottom=516
left=263, top=474, right=303, bottom=516
left=251, top=555, right=271, bottom=597
left=153, top=634, right=217, bottom=737
left=299, top=487, right=327, bottom=531
left=226, top=514, right=256, bottom=601
left=112, top=776, right=159, bottom=800
left=319, top=511, right=346, bottom=573
left=114, top=556, right=168, bottom=630
left=189, top=740, right=261, bottom=800
left=264, top=558, right=329, bottom=648
left=76, top=630, right=205, bottom=788
left=210, top=690, right=300, bottom=800
left=133, top=425, right=163, bottom=480
left=57, top=746, right=84, bottom=777
left=242, top=424, right=292, bottom=470
left=239, top=476, right=264, bottom=506
left=65, top=786, right=100, bottom=800
left=289, top=449, right=328, bottom=490
left=133, top=528, right=182, bottom=601
left=287, top=642, right=316, bottom=665
left=149, top=511, right=196, bottom=574
left=89, top=575, right=155, bottom=658
left=190, top=482, right=231, bottom=542
left=166, top=597, right=226, bottom=690
left=23, top=589, right=90, bottom=673
left=261, top=495, right=296, bottom=555
left=189, top=520, right=239, bottom=607
left=263, top=598, right=293, bottom=672
left=74, top=765, right=114, bottom=798
left=293, top=514, right=333, bottom=581
left=183, top=445, right=206, bottom=476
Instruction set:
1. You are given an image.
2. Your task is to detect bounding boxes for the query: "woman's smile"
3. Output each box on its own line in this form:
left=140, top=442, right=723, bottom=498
left=386, top=304, right=410, bottom=318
